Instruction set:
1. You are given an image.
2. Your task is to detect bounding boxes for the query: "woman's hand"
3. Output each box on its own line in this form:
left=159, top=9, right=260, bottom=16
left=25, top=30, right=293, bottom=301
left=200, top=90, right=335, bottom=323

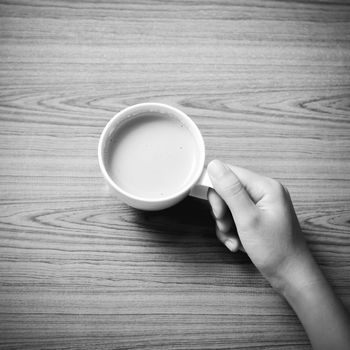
left=207, top=160, right=350, bottom=350
left=207, top=159, right=311, bottom=289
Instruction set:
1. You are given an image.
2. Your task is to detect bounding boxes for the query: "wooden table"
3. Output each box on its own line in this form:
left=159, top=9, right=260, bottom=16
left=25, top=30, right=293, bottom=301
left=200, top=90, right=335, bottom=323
left=1, top=1, right=349, bottom=349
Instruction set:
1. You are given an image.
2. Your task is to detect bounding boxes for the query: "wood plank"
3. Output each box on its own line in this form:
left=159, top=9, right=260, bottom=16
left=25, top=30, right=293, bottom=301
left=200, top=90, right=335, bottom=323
left=1, top=0, right=350, bottom=349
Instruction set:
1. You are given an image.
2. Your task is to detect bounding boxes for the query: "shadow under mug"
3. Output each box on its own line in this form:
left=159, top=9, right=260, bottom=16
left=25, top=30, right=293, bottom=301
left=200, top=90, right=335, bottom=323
left=98, top=102, right=212, bottom=210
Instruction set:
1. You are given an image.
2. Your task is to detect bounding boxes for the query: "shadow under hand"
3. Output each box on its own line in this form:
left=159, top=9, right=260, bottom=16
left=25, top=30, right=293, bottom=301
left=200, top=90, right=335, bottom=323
left=131, top=196, right=250, bottom=265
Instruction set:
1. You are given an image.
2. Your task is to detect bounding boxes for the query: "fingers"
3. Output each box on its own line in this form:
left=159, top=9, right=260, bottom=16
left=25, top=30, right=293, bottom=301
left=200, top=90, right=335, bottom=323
left=208, top=188, right=228, bottom=220
left=226, top=165, right=287, bottom=207
left=207, top=160, right=258, bottom=228
left=208, top=188, right=243, bottom=253
left=226, top=165, right=269, bottom=204
left=216, top=226, right=241, bottom=252
left=208, top=190, right=232, bottom=232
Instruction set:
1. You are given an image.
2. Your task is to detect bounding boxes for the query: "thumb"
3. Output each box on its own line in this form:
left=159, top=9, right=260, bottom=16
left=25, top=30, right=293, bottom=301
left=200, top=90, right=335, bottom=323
left=207, top=160, right=257, bottom=228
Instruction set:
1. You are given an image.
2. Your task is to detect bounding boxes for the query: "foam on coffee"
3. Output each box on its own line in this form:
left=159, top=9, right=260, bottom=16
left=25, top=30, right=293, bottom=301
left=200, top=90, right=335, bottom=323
left=106, top=113, right=201, bottom=199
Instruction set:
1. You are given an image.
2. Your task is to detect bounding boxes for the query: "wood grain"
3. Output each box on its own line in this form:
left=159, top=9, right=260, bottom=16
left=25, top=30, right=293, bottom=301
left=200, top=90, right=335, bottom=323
left=0, top=0, right=350, bottom=349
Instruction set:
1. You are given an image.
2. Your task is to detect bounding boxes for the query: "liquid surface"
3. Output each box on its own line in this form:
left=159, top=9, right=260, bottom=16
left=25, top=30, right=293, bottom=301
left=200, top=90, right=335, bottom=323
left=106, top=115, right=199, bottom=199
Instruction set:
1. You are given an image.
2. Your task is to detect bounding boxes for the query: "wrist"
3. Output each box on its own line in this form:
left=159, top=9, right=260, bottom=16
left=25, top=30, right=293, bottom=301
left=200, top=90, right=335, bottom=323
left=270, top=251, right=350, bottom=350
left=268, top=249, right=326, bottom=299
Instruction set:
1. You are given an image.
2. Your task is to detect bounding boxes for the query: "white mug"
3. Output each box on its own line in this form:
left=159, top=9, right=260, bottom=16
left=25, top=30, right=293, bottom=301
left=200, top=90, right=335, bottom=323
left=98, top=103, right=212, bottom=210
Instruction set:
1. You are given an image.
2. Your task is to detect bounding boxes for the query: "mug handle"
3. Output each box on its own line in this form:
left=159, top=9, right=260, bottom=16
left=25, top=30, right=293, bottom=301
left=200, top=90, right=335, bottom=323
left=189, top=168, right=212, bottom=200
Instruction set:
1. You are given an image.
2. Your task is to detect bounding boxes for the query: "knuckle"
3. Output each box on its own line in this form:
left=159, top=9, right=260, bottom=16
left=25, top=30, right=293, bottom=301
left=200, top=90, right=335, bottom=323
left=270, top=179, right=284, bottom=195
left=215, top=225, right=226, bottom=241
left=269, top=179, right=291, bottom=201
left=219, top=175, right=243, bottom=197
left=248, top=211, right=261, bottom=227
left=240, top=211, right=261, bottom=230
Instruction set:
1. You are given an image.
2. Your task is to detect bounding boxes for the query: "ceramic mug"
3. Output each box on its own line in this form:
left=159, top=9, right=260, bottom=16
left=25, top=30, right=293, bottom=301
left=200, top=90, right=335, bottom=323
left=98, top=103, right=212, bottom=210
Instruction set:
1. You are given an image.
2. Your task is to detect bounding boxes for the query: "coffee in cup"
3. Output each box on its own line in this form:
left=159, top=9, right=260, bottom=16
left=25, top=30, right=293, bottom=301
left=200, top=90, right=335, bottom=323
left=98, top=103, right=211, bottom=210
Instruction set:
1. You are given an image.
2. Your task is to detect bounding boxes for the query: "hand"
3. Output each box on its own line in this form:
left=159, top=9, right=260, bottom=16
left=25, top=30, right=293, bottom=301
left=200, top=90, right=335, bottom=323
left=207, top=160, right=350, bottom=350
left=207, top=159, right=311, bottom=289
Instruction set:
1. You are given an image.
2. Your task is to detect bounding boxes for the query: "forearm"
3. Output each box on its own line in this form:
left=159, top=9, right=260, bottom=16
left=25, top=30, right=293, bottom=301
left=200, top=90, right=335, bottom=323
left=278, top=254, right=350, bottom=350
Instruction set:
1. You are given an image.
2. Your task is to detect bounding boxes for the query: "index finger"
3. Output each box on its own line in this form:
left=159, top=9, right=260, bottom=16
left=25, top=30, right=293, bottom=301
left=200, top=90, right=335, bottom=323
left=226, top=165, right=274, bottom=204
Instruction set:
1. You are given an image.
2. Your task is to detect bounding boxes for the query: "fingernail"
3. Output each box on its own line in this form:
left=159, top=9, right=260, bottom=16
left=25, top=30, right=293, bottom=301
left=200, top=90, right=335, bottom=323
left=224, top=238, right=239, bottom=252
left=208, top=160, right=228, bottom=180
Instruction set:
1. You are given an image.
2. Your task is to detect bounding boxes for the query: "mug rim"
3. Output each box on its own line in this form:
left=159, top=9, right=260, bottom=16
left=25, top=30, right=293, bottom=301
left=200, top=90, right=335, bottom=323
left=98, top=102, right=206, bottom=205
